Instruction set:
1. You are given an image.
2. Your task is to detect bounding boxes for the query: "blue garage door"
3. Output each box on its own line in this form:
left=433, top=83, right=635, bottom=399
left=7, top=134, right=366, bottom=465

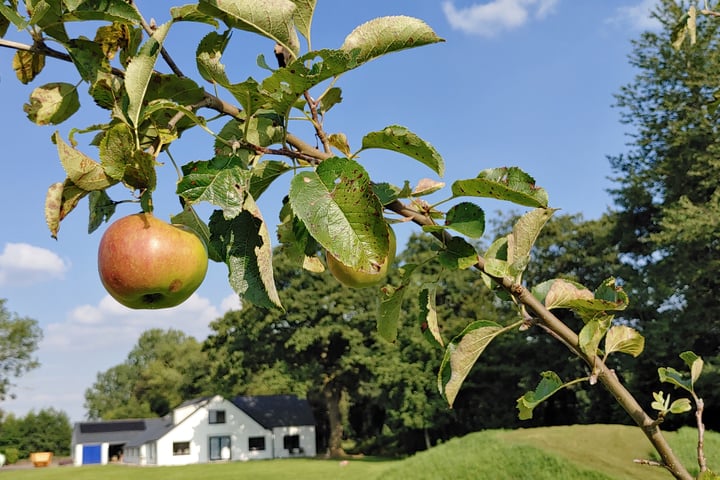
left=82, top=445, right=102, bottom=464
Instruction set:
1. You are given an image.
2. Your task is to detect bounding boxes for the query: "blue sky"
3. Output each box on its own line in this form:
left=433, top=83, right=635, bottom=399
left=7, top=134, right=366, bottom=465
left=0, top=0, right=660, bottom=422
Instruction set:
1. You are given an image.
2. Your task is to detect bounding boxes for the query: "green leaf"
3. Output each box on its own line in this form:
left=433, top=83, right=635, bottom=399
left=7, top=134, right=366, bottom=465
left=288, top=157, right=388, bottom=273
left=209, top=198, right=282, bottom=310
left=178, top=157, right=253, bottom=219
left=604, top=325, right=645, bottom=358
left=0, top=3, right=28, bottom=31
left=98, top=121, right=134, bottom=181
left=442, top=202, right=485, bottom=238
left=276, top=200, right=321, bottom=268
left=66, top=38, right=109, bottom=82
left=28, top=0, right=68, bottom=42
left=289, top=0, right=315, bottom=43
left=198, top=0, right=299, bottom=57
left=483, top=236, right=509, bottom=278
left=0, top=13, right=9, bottom=38
left=658, top=367, right=693, bottom=394
left=680, top=351, right=703, bottom=384
left=419, top=284, right=443, bottom=349
left=378, top=284, right=405, bottom=343
left=341, top=15, right=444, bottom=65
left=509, top=207, right=555, bottom=277
left=669, top=398, right=692, bottom=415
left=114, top=149, right=154, bottom=191
left=62, top=0, right=142, bottom=23
left=53, top=132, right=116, bottom=191
left=532, top=278, right=627, bottom=322
left=226, top=77, right=267, bottom=117
left=260, top=49, right=359, bottom=118
left=196, top=30, right=232, bottom=85
left=438, top=320, right=509, bottom=407
left=249, top=160, right=291, bottom=199
left=578, top=316, right=612, bottom=357
left=87, top=190, right=116, bottom=234
left=124, top=21, right=172, bottom=127
left=452, top=167, right=549, bottom=208
left=651, top=391, right=669, bottom=413
left=516, top=371, right=565, bottom=420
left=360, top=125, right=445, bottom=176
left=437, top=237, right=478, bottom=270
left=320, top=87, right=342, bottom=114
left=171, top=207, right=222, bottom=263
left=23, top=82, right=79, bottom=125
left=532, top=278, right=593, bottom=310
left=170, top=4, right=220, bottom=27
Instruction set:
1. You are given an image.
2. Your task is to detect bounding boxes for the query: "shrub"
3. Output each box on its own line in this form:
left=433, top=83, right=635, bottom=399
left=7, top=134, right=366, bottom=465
left=2, top=447, right=19, bottom=465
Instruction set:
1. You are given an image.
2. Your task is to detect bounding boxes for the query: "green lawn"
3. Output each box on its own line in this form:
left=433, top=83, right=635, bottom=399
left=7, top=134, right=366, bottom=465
left=2, top=425, right=717, bottom=480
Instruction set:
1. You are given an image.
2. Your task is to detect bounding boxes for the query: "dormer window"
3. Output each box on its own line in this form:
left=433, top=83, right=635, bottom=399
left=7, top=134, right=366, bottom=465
left=209, top=409, right=226, bottom=424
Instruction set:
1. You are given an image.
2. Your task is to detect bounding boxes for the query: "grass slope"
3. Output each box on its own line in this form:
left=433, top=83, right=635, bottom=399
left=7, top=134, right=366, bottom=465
left=383, top=425, right=719, bottom=480
left=1, top=425, right=717, bottom=480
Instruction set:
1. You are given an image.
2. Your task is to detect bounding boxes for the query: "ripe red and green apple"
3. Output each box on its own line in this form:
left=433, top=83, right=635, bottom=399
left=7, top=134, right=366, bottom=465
left=97, top=213, right=208, bottom=309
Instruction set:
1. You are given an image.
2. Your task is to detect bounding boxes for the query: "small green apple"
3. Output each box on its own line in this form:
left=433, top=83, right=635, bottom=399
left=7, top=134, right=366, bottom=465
left=326, top=226, right=396, bottom=288
left=98, top=212, right=208, bottom=309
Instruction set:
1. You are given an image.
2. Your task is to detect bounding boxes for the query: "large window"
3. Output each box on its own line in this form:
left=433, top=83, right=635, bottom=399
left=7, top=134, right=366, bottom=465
left=209, top=436, right=231, bottom=461
left=173, top=442, right=190, bottom=456
left=209, top=409, right=226, bottom=424
left=248, top=436, right=266, bottom=451
left=283, top=434, right=300, bottom=453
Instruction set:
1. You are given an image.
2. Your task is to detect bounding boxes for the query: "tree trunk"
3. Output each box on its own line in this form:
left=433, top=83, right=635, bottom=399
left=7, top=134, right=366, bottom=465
left=322, top=380, right=346, bottom=457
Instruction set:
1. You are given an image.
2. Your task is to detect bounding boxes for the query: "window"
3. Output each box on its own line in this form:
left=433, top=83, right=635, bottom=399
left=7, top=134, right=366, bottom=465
left=283, top=434, right=300, bottom=452
left=209, top=436, right=231, bottom=461
left=209, top=409, right=226, bottom=424
left=173, top=442, right=190, bottom=456
left=248, top=436, right=266, bottom=451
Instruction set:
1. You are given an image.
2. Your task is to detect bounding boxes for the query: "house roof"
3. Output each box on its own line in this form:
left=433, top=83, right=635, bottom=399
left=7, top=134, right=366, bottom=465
left=231, top=395, right=316, bottom=429
left=124, top=418, right=174, bottom=448
left=73, top=418, right=166, bottom=445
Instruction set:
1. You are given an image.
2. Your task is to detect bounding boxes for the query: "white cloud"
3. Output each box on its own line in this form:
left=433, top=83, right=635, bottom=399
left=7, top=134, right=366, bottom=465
left=442, top=0, right=560, bottom=37
left=609, top=0, right=661, bottom=31
left=42, top=292, right=237, bottom=352
left=0, top=242, right=69, bottom=286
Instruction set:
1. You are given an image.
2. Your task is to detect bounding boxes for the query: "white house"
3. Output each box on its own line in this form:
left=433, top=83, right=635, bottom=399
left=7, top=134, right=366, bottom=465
left=71, top=395, right=317, bottom=466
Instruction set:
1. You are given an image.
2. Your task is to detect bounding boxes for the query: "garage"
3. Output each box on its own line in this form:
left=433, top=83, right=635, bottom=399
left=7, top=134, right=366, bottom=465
left=81, top=445, right=101, bottom=465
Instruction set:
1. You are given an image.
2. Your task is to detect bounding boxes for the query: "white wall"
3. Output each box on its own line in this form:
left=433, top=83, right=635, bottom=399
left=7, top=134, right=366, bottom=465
left=155, top=396, right=273, bottom=466
left=271, top=425, right=317, bottom=458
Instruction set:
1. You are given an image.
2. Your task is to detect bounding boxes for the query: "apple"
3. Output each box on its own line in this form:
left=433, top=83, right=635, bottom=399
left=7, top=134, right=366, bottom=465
left=97, top=212, right=208, bottom=309
left=326, top=226, right=396, bottom=288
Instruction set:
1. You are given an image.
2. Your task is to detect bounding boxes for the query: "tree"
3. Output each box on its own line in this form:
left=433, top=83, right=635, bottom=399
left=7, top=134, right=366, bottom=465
left=0, top=2, right=711, bottom=477
left=0, top=299, right=42, bottom=401
left=205, top=246, right=389, bottom=457
left=0, top=408, right=71, bottom=458
left=85, top=328, right=211, bottom=419
left=608, top=0, right=720, bottom=430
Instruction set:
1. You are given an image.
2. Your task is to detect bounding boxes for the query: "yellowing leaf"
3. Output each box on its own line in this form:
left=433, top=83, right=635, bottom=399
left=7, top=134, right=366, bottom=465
left=605, top=325, right=645, bottom=357
left=24, top=83, right=80, bottom=125
left=13, top=50, right=45, bottom=84
left=53, top=132, right=116, bottom=191
left=341, top=16, right=444, bottom=65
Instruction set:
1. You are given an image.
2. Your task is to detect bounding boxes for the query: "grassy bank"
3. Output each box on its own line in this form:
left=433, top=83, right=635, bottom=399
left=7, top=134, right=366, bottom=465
left=1, top=425, right=716, bottom=480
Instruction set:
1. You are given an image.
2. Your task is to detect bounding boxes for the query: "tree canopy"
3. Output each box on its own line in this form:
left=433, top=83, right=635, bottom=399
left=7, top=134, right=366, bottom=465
left=84, top=328, right=211, bottom=419
left=608, top=0, right=720, bottom=429
left=0, top=299, right=42, bottom=402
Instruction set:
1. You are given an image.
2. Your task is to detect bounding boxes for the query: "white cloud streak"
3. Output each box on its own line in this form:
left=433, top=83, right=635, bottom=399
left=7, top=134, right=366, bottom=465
left=442, top=0, right=559, bottom=37
left=609, top=0, right=661, bottom=31
left=0, top=242, right=69, bottom=286
left=42, top=292, right=241, bottom=351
